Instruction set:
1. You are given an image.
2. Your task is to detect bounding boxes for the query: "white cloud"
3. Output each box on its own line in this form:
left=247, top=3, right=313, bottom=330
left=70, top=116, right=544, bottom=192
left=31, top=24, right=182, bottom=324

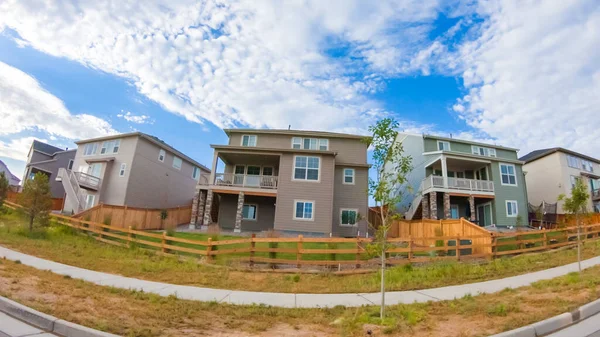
left=117, top=110, right=153, bottom=124
left=0, top=61, right=117, bottom=140
left=0, top=137, right=46, bottom=161
left=451, top=0, right=600, bottom=156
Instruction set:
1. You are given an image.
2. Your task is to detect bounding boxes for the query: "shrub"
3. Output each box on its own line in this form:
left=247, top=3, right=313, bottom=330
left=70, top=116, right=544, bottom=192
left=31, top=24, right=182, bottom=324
left=18, top=172, right=52, bottom=231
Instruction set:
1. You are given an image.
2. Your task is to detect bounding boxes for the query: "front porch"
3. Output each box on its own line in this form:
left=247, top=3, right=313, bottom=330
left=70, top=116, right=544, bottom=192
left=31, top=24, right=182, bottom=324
left=422, top=154, right=495, bottom=196
left=420, top=192, right=495, bottom=226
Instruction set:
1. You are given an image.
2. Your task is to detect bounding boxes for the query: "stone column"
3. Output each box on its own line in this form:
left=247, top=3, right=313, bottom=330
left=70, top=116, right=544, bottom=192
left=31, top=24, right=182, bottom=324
left=468, top=195, right=476, bottom=221
left=203, top=190, right=213, bottom=226
left=421, top=194, right=430, bottom=219
left=234, top=192, right=245, bottom=233
left=429, top=191, right=438, bottom=220
left=189, top=187, right=201, bottom=229
left=196, top=190, right=206, bottom=227
left=443, top=193, right=451, bottom=219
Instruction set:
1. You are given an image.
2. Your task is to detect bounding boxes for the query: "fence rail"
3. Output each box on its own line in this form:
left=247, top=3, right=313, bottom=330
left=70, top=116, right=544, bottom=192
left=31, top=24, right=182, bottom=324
left=6, top=191, right=63, bottom=211
left=74, top=203, right=192, bottom=230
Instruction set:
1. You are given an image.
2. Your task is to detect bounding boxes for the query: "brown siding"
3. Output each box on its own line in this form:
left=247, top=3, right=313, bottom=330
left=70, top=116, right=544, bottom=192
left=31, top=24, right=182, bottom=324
left=332, top=166, right=369, bottom=237
left=274, top=153, right=335, bottom=234
left=217, top=194, right=276, bottom=231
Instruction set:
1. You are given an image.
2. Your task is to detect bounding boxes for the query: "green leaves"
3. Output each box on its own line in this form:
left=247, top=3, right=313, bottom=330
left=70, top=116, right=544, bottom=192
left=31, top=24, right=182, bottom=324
left=18, top=172, right=53, bottom=230
left=0, top=172, right=9, bottom=208
left=559, top=178, right=590, bottom=216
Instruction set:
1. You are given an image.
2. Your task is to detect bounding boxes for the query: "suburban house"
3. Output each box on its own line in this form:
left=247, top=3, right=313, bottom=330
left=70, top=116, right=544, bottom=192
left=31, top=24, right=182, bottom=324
left=189, top=129, right=370, bottom=237
left=0, top=160, right=21, bottom=188
left=395, top=133, right=528, bottom=227
left=520, top=148, right=600, bottom=214
left=22, top=140, right=75, bottom=198
left=59, top=132, right=210, bottom=214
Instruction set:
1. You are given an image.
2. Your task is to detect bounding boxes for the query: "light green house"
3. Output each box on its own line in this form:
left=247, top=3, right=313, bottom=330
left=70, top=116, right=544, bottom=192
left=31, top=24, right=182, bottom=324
left=393, top=133, right=528, bottom=227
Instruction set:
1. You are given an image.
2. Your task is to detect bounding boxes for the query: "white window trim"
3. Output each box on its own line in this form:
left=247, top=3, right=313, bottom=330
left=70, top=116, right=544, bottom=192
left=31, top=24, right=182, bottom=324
left=242, top=204, right=258, bottom=221
left=262, top=166, right=274, bottom=176
left=340, top=208, right=359, bottom=227
left=437, top=140, right=451, bottom=151
left=158, top=149, right=165, bottom=162
left=505, top=200, right=518, bottom=218
left=119, top=163, right=126, bottom=177
left=567, top=155, right=580, bottom=169
left=241, top=134, right=257, bottom=147
left=291, top=137, right=302, bottom=149
left=499, top=163, right=518, bottom=186
left=83, top=143, right=98, bottom=156
left=67, top=159, right=74, bottom=170
left=192, top=166, right=200, bottom=180
left=293, top=200, right=315, bottom=221
left=100, top=139, right=120, bottom=155
left=319, top=138, right=329, bottom=151
left=343, top=168, right=355, bottom=185
left=291, top=155, right=321, bottom=182
left=172, top=156, right=182, bottom=170
left=112, top=139, right=121, bottom=153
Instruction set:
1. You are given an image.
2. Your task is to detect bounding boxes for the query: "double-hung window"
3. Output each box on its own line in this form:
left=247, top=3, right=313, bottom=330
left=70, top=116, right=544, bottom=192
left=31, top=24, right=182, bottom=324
left=119, top=163, right=126, bottom=177
left=303, top=138, right=318, bottom=150
left=83, top=143, right=98, bottom=156
left=567, top=155, right=580, bottom=169
left=506, top=200, right=518, bottom=217
left=173, top=156, right=182, bottom=170
left=438, top=141, right=450, bottom=151
left=294, top=201, right=314, bottom=220
left=294, top=156, right=319, bottom=181
left=319, top=139, right=328, bottom=150
left=100, top=139, right=120, bottom=154
left=242, top=204, right=257, bottom=220
left=292, top=137, right=302, bottom=149
left=582, top=160, right=594, bottom=172
left=472, top=145, right=496, bottom=157
left=192, top=167, right=200, bottom=180
left=343, top=168, right=355, bottom=184
left=500, top=163, right=517, bottom=186
left=158, top=149, right=165, bottom=162
left=241, top=135, right=257, bottom=147
left=340, top=209, right=358, bottom=226
left=291, top=137, right=329, bottom=150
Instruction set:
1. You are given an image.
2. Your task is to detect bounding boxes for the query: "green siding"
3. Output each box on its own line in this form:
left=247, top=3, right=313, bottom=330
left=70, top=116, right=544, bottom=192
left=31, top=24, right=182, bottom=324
left=489, top=162, right=528, bottom=226
left=424, top=137, right=518, bottom=160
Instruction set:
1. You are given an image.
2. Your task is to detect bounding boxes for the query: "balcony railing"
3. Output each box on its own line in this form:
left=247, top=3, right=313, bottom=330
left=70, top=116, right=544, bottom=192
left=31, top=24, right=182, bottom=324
left=74, top=171, right=102, bottom=190
left=593, top=189, right=600, bottom=201
left=421, top=175, right=494, bottom=193
left=214, top=173, right=278, bottom=189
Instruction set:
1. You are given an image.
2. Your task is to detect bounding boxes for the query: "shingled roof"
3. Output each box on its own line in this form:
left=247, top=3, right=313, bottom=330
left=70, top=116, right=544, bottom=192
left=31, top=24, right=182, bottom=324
left=519, top=147, right=600, bottom=164
left=32, top=140, right=65, bottom=155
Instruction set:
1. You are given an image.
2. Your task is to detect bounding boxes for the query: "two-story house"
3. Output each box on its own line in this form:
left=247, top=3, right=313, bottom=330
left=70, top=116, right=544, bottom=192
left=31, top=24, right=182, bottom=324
left=59, top=132, right=210, bottom=214
left=520, top=148, right=600, bottom=214
left=22, top=140, right=75, bottom=198
left=395, top=133, right=528, bottom=227
left=189, top=129, right=370, bottom=237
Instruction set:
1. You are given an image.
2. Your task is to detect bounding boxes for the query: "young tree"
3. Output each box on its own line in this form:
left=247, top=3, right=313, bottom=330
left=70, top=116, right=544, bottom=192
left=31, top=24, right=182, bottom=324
left=18, top=172, right=53, bottom=231
left=364, top=118, right=412, bottom=319
left=558, top=178, right=589, bottom=273
left=0, top=172, right=9, bottom=209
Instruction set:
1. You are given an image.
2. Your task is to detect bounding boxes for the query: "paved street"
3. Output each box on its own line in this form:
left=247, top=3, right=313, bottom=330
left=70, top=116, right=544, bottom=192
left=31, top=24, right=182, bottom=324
left=0, top=312, right=56, bottom=337
left=548, top=312, right=600, bottom=337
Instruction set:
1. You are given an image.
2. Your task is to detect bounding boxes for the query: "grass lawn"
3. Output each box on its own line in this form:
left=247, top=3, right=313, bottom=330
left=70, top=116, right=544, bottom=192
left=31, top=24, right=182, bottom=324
left=2, top=209, right=600, bottom=294
left=2, top=252, right=600, bottom=336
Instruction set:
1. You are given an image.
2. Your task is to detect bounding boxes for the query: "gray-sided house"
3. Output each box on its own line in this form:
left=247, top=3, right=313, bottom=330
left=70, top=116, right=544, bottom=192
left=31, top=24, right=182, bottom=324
left=190, top=129, right=370, bottom=237
left=0, top=159, right=21, bottom=188
left=393, top=133, right=529, bottom=227
left=59, top=132, right=210, bottom=214
left=22, top=140, right=75, bottom=198
left=520, top=148, right=600, bottom=214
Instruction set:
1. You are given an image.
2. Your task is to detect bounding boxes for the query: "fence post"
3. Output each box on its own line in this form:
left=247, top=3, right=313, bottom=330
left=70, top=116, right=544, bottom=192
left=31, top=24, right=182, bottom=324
left=408, top=235, right=413, bottom=261
left=250, top=233, right=256, bottom=268
left=492, top=236, right=497, bottom=258
left=543, top=232, right=548, bottom=250
left=99, top=202, right=104, bottom=223
left=143, top=208, right=148, bottom=229
left=128, top=226, right=132, bottom=248
left=122, top=205, right=128, bottom=227
left=297, top=235, right=303, bottom=269
left=355, top=236, right=361, bottom=269
left=456, top=236, right=461, bottom=261
left=162, top=231, right=167, bottom=254
left=206, top=237, right=213, bottom=263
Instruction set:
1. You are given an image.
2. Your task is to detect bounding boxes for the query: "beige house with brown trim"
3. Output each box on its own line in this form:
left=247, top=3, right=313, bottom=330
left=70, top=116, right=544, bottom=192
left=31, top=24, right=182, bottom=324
left=60, top=132, right=210, bottom=214
left=190, top=129, right=370, bottom=237
left=520, top=148, right=600, bottom=214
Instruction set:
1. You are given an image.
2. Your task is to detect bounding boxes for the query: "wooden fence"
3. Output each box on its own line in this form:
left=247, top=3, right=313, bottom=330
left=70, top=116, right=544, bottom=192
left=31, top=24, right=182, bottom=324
left=73, top=203, right=192, bottom=230
left=6, top=191, right=64, bottom=211
left=4, top=200, right=600, bottom=269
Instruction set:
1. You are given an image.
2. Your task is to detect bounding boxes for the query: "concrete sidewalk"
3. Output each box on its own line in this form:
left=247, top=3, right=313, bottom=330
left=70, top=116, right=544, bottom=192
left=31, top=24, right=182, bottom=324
left=2, top=245, right=599, bottom=308
left=0, top=312, right=56, bottom=337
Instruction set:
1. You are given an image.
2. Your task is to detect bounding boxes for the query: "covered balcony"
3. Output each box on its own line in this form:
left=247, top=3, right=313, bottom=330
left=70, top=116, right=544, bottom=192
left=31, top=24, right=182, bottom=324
left=422, top=155, right=495, bottom=197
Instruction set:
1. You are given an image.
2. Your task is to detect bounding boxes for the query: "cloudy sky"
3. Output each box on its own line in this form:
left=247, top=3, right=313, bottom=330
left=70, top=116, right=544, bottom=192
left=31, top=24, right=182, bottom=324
left=0, top=0, right=598, bottom=179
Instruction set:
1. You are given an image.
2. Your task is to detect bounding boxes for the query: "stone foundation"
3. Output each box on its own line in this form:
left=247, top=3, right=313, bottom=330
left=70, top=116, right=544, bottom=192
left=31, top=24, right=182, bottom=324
left=203, top=190, right=213, bottom=225
left=443, top=193, right=451, bottom=219
left=429, top=191, right=438, bottom=220
left=421, top=194, right=430, bottom=219
left=234, top=192, right=245, bottom=233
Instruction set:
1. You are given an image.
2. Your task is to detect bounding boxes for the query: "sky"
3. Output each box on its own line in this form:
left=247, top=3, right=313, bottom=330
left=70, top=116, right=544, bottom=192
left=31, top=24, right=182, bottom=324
left=0, top=0, right=599, bottom=180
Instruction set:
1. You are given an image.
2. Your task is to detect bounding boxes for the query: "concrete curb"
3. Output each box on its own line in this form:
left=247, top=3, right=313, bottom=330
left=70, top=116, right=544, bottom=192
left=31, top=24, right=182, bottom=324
left=490, top=298, right=600, bottom=337
left=0, top=296, right=120, bottom=337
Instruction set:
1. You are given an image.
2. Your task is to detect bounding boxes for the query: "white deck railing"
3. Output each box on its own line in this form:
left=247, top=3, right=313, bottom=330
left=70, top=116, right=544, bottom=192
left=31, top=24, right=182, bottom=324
left=73, top=171, right=102, bottom=190
left=593, top=189, right=600, bottom=200
left=421, top=175, right=494, bottom=193
left=214, top=173, right=278, bottom=189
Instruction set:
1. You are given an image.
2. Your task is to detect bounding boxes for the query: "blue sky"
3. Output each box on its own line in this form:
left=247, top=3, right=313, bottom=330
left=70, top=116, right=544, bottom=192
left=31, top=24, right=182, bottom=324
left=1, top=0, right=599, bottom=180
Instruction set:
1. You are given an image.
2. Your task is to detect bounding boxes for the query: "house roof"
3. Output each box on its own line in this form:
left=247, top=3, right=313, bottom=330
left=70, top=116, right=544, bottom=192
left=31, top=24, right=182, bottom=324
left=223, top=128, right=369, bottom=141
left=423, top=134, right=519, bottom=152
left=519, top=147, right=600, bottom=164
left=32, top=140, right=66, bottom=156
left=75, top=132, right=210, bottom=172
left=0, top=160, right=21, bottom=184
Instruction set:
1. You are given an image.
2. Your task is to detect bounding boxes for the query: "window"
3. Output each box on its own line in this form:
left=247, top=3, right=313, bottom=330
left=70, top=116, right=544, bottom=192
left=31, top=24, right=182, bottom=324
left=100, top=139, right=120, bottom=154
left=500, top=163, right=517, bottom=186
left=291, top=137, right=329, bottom=150
left=304, top=138, right=318, bottom=150
left=437, top=141, right=451, bottom=151
left=472, top=146, right=496, bottom=157
left=294, top=201, right=314, bottom=220
left=343, top=168, right=355, bottom=184
left=192, top=167, right=200, bottom=180
left=582, top=159, right=594, bottom=172
left=340, top=209, right=358, bottom=226
left=241, top=135, right=257, bottom=147
left=83, top=143, right=98, bottom=156
left=85, top=194, right=95, bottom=209
left=292, top=137, right=302, bottom=149
left=506, top=200, right=518, bottom=217
left=319, top=139, right=329, bottom=151
left=567, top=155, right=580, bottom=169
left=158, top=149, right=165, bottom=162
left=119, top=163, right=126, bottom=177
left=246, top=166, right=261, bottom=175
left=293, top=156, right=319, bottom=181
left=172, top=156, right=182, bottom=170
left=262, top=167, right=273, bottom=176
left=67, top=159, right=74, bottom=170
left=242, top=204, right=257, bottom=220
left=570, top=175, right=579, bottom=189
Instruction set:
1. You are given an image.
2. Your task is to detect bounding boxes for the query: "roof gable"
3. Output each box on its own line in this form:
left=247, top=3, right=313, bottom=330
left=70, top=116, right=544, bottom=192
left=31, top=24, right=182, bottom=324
left=32, top=140, right=65, bottom=155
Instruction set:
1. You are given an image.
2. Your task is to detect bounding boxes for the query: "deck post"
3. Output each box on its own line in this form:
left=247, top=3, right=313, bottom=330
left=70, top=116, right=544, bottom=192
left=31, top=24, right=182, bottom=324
left=203, top=190, right=213, bottom=226
left=443, top=193, right=451, bottom=219
left=468, top=195, right=476, bottom=221
left=421, top=194, right=430, bottom=219
left=429, top=192, right=438, bottom=220
left=234, top=192, right=245, bottom=233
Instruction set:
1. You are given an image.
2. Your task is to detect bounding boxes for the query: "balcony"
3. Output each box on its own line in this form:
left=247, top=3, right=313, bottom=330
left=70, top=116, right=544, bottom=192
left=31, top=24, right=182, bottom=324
left=421, top=175, right=494, bottom=195
left=74, top=171, right=102, bottom=191
left=214, top=173, right=278, bottom=189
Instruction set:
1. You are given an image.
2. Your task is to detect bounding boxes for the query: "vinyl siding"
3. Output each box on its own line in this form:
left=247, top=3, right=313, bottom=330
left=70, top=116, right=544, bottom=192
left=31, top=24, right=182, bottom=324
left=523, top=152, right=565, bottom=212
left=392, top=133, right=427, bottom=212
left=26, top=151, right=75, bottom=198
left=217, top=194, right=276, bottom=231
left=489, top=161, right=529, bottom=226
left=423, top=138, right=518, bottom=160
left=331, top=167, right=368, bottom=237
left=273, top=153, right=335, bottom=234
